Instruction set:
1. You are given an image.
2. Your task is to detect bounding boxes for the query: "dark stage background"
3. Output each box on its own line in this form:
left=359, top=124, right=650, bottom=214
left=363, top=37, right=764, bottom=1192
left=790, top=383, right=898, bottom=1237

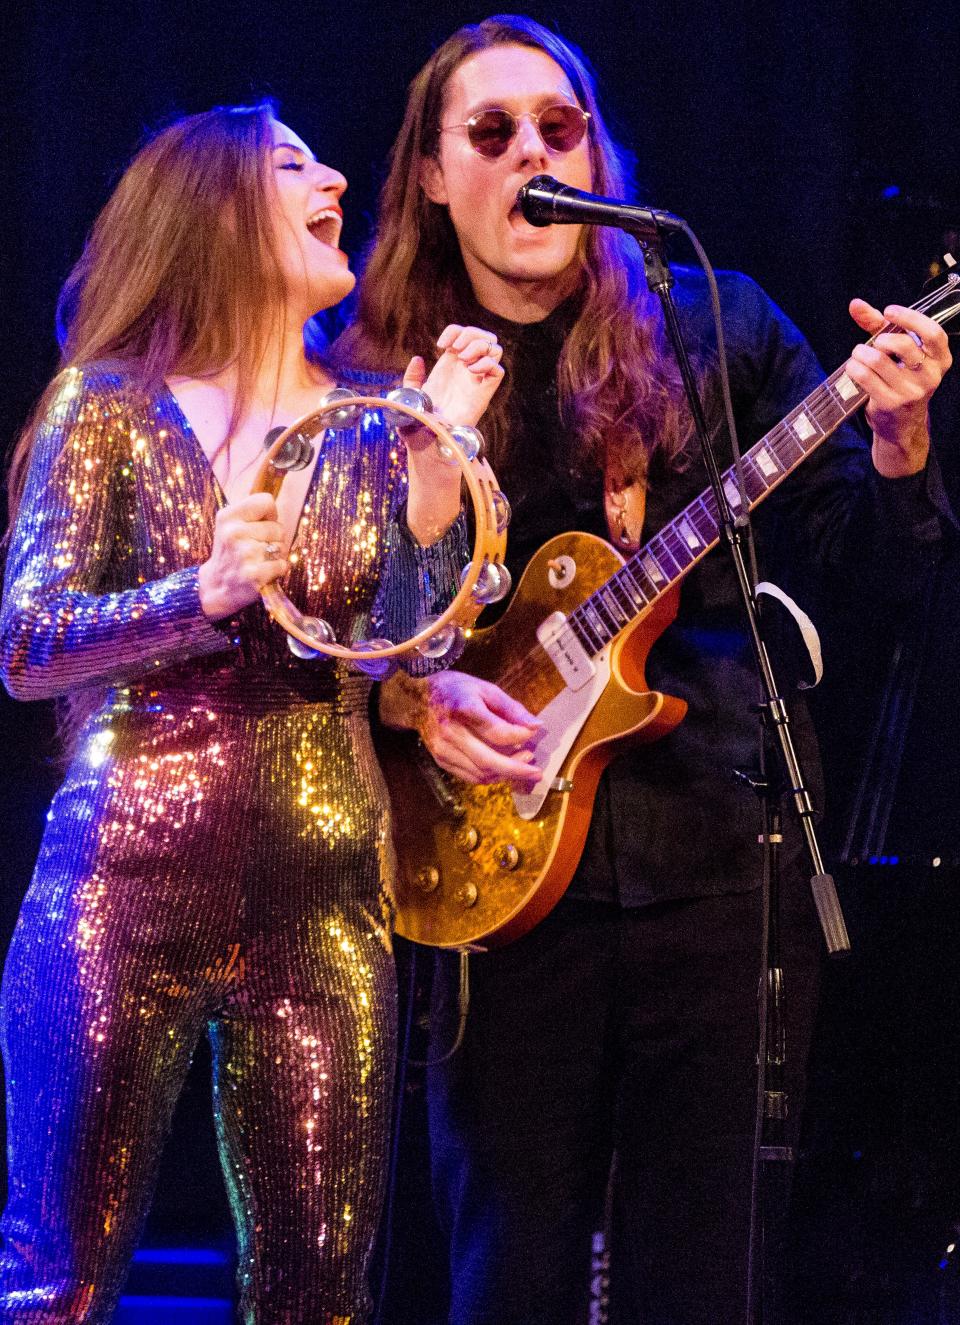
left=2, top=2, right=959, bottom=1321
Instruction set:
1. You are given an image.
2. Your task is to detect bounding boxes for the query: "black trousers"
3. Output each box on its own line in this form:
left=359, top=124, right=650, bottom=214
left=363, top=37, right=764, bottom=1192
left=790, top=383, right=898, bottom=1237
left=427, top=888, right=821, bottom=1325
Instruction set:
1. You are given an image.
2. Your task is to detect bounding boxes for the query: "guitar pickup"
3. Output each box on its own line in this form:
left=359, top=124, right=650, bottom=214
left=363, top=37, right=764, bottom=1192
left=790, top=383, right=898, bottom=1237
left=536, top=612, right=596, bottom=691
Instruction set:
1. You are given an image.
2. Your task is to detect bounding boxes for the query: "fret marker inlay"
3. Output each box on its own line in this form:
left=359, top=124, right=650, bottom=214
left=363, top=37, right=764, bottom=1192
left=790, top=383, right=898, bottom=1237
left=678, top=518, right=700, bottom=550
left=791, top=412, right=816, bottom=441
left=642, top=554, right=665, bottom=584
left=755, top=447, right=779, bottom=479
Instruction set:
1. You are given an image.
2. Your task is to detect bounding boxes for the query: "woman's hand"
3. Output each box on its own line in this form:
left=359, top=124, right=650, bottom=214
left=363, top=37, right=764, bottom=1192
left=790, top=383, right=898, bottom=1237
left=845, top=299, right=952, bottom=477
left=198, top=493, right=288, bottom=620
left=401, top=325, right=505, bottom=545
left=414, top=324, right=504, bottom=430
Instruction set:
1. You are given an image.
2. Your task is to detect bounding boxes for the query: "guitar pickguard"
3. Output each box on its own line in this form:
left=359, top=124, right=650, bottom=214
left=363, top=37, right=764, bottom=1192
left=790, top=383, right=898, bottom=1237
left=512, top=646, right=611, bottom=819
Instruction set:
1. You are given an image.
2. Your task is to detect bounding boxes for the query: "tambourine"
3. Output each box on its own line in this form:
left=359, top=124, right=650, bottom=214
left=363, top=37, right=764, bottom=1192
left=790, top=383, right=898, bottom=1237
left=249, top=387, right=511, bottom=676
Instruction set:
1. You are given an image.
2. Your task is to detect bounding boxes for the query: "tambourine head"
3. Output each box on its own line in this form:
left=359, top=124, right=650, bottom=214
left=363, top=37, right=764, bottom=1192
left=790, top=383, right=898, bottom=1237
left=465, top=559, right=512, bottom=606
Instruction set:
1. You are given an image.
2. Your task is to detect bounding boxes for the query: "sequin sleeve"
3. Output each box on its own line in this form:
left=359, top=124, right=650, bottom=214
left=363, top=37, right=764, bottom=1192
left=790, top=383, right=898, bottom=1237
left=0, top=365, right=233, bottom=702
left=374, top=506, right=470, bottom=675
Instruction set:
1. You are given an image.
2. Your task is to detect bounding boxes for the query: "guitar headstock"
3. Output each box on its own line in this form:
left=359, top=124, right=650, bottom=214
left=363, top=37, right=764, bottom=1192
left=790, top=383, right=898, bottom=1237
left=910, top=270, right=960, bottom=335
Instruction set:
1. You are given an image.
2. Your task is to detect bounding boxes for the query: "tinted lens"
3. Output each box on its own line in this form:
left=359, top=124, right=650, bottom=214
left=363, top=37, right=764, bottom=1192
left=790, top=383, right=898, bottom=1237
left=466, top=110, right=517, bottom=159
left=538, top=104, right=588, bottom=151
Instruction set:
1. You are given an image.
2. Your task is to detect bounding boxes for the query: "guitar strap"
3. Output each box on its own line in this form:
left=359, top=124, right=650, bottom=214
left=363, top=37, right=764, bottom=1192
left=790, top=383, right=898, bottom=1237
left=755, top=580, right=824, bottom=688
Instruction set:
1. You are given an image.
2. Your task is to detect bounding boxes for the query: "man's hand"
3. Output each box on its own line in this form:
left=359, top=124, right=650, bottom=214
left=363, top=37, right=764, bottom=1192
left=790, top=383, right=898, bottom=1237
left=845, top=299, right=952, bottom=478
left=379, top=669, right=544, bottom=789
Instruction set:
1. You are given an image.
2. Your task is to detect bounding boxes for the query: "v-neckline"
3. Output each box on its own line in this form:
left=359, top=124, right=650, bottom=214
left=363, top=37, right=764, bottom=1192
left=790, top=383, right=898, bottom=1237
left=162, top=380, right=327, bottom=551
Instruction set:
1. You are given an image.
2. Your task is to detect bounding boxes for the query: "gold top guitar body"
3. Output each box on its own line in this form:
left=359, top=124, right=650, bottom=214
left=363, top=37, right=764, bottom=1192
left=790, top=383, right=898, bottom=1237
left=380, top=532, right=686, bottom=948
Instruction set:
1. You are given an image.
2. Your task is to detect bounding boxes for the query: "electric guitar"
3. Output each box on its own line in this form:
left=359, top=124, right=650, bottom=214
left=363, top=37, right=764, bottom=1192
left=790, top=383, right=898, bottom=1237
left=379, top=276, right=960, bottom=949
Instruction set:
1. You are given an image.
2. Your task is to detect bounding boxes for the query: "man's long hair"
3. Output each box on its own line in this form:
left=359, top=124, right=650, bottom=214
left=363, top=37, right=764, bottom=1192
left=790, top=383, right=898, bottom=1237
left=339, top=14, right=690, bottom=484
left=6, top=101, right=286, bottom=529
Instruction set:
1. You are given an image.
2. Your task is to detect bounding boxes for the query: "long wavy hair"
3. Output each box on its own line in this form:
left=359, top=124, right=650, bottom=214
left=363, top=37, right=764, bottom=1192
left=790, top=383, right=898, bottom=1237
left=6, top=101, right=287, bottom=530
left=339, top=14, right=690, bottom=485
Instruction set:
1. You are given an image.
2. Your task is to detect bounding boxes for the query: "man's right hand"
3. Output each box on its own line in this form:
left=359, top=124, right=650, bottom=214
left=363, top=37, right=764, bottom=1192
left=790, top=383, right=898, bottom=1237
left=379, top=670, right=544, bottom=789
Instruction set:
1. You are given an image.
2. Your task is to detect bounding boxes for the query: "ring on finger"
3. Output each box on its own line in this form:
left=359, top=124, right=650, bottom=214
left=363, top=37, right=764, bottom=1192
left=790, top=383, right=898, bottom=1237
left=905, top=330, right=927, bottom=369
left=264, top=541, right=282, bottom=558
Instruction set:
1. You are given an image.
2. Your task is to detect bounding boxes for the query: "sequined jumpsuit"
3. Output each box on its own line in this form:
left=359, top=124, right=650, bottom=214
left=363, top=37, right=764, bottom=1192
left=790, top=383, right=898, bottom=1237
left=0, top=362, right=466, bottom=1324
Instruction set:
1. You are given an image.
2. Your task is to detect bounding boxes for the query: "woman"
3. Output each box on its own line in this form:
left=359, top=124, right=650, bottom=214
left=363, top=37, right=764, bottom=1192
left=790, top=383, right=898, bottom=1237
left=0, top=102, right=502, bottom=1323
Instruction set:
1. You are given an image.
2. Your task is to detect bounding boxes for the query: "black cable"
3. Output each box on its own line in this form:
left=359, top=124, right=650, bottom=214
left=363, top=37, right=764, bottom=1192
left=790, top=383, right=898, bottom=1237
left=408, top=950, right=470, bottom=1069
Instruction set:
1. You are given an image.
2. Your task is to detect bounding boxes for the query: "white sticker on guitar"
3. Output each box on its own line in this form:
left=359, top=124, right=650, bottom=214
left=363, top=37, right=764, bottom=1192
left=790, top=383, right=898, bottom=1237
left=512, top=646, right=612, bottom=820
left=536, top=612, right=596, bottom=690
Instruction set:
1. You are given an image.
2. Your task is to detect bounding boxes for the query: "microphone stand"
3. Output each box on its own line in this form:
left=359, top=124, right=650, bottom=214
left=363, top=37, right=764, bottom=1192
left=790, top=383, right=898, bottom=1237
left=634, top=231, right=850, bottom=1322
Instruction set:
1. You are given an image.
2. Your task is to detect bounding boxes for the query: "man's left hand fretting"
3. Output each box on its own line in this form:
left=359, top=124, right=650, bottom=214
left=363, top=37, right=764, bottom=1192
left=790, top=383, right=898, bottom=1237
left=846, top=298, right=952, bottom=478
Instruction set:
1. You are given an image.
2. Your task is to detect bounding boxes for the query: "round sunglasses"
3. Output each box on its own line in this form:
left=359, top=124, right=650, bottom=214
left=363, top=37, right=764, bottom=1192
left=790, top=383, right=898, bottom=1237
left=440, top=103, right=591, bottom=160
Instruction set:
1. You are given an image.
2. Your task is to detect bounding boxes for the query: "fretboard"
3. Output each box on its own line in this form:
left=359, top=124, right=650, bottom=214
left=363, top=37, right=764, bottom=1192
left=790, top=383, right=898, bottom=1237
left=558, top=269, right=960, bottom=658
left=565, top=363, right=868, bottom=657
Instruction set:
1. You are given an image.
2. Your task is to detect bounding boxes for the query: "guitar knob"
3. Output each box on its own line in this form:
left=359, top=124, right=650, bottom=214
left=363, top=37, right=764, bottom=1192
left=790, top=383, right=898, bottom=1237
left=415, top=866, right=440, bottom=894
left=494, top=844, right=521, bottom=871
left=454, top=881, right=478, bottom=908
left=455, top=826, right=480, bottom=853
left=547, top=555, right=576, bottom=590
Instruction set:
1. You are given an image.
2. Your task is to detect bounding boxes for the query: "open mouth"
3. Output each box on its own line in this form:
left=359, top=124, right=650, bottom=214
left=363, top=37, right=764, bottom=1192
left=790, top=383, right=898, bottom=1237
left=306, top=209, right=342, bottom=248
left=508, top=199, right=538, bottom=231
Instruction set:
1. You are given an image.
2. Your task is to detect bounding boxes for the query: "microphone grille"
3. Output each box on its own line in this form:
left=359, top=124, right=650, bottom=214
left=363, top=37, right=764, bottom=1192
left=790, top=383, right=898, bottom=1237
left=516, top=174, right=559, bottom=227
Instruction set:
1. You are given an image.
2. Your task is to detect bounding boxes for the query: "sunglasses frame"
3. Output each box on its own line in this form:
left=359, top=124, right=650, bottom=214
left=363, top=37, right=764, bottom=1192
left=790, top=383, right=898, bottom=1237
left=440, top=103, right=591, bottom=160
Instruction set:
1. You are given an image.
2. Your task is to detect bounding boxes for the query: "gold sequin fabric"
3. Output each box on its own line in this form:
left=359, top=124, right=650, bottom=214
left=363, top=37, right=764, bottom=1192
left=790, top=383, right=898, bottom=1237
left=0, top=362, right=466, bottom=1324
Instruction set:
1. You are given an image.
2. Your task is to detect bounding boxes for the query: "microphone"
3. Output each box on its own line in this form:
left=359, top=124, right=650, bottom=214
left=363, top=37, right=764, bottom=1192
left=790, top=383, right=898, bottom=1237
left=516, top=174, right=685, bottom=238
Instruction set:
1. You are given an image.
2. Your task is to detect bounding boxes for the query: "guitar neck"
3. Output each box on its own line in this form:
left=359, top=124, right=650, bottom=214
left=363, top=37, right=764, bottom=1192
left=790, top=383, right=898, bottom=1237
left=565, top=274, right=960, bottom=657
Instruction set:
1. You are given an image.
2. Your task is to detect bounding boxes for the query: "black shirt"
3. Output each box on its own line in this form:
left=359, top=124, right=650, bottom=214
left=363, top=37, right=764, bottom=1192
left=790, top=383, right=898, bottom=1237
left=461, top=269, right=952, bottom=906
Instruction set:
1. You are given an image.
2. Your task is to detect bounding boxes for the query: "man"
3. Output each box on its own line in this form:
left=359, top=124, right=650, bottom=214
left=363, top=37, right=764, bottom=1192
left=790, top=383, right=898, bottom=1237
left=337, top=16, right=953, bottom=1323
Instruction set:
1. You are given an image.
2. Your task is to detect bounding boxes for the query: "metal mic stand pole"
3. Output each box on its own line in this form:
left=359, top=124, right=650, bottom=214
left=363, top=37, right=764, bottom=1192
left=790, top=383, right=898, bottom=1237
left=634, top=232, right=850, bottom=1321
left=736, top=765, right=794, bottom=1322
left=635, top=233, right=849, bottom=951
